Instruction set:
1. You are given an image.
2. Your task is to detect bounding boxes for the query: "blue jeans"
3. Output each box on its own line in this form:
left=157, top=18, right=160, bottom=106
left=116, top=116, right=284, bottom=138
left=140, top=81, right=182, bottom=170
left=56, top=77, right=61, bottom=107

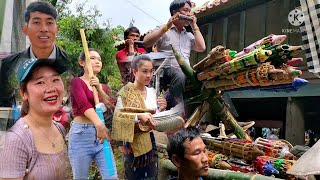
left=68, top=122, right=118, bottom=180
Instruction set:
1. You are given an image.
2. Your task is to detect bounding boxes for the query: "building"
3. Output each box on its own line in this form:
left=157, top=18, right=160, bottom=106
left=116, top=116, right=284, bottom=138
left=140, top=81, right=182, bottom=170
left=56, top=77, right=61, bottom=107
left=192, top=0, right=320, bottom=145
left=0, top=0, right=35, bottom=54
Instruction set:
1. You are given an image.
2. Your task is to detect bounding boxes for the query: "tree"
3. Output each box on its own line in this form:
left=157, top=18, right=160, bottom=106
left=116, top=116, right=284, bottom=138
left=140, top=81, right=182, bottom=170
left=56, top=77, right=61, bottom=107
left=53, top=0, right=123, bottom=90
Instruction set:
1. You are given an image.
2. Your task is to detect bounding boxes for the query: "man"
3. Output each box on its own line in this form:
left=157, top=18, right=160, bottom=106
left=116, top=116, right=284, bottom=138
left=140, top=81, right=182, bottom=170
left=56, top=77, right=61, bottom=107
left=144, top=0, right=206, bottom=107
left=167, top=128, right=209, bottom=180
left=0, top=1, right=68, bottom=127
left=116, top=26, right=146, bottom=84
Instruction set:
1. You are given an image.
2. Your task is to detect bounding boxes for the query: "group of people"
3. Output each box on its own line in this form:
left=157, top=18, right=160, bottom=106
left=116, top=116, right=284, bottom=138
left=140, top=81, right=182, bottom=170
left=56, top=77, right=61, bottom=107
left=0, top=0, right=209, bottom=180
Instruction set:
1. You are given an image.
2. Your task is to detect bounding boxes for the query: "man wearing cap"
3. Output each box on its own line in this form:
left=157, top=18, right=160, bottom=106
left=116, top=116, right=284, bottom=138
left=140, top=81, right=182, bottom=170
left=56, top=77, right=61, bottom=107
left=0, top=1, right=68, bottom=108
left=0, top=58, right=68, bottom=179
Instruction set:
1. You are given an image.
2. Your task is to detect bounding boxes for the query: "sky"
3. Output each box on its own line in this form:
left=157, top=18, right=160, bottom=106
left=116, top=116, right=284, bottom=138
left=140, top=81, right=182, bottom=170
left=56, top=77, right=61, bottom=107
left=69, top=0, right=210, bottom=34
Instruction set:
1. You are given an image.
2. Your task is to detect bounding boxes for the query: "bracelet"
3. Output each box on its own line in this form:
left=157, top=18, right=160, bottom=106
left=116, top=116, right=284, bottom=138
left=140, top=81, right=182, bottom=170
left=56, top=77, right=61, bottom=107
left=162, top=24, right=169, bottom=33
left=193, top=27, right=200, bottom=32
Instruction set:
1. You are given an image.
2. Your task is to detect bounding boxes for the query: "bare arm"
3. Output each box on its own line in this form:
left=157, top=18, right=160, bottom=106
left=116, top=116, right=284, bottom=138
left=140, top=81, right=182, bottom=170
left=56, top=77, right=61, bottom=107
left=144, top=13, right=180, bottom=48
left=190, top=15, right=206, bottom=52
left=90, top=76, right=114, bottom=110
left=143, top=27, right=166, bottom=48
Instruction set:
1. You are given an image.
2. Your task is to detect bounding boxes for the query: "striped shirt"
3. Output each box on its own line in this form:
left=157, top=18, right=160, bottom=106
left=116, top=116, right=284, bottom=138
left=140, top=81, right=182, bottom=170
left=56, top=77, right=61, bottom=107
left=0, top=118, right=69, bottom=179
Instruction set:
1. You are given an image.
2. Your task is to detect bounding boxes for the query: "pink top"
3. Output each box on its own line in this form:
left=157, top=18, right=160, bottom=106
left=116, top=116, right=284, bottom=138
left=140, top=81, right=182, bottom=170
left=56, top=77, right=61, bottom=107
left=0, top=118, right=68, bottom=179
left=70, top=77, right=115, bottom=117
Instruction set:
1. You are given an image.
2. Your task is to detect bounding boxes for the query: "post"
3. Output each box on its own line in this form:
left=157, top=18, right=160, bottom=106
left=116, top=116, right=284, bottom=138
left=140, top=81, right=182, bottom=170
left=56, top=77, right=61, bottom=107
left=285, top=97, right=305, bottom=146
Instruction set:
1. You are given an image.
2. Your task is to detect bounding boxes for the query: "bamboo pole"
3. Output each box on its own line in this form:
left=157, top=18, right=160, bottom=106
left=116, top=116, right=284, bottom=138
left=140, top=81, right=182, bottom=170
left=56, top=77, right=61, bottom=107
left=159, top=159, right=283, bottom=180
left=80, top=29, right=99, bottom=105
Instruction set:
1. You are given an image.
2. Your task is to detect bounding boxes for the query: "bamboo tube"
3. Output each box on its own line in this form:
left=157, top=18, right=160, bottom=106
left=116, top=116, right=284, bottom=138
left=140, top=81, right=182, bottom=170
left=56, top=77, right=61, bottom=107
left=171, top=45, right=251, bottom=140
left=80, top=29, right=99, bottom=105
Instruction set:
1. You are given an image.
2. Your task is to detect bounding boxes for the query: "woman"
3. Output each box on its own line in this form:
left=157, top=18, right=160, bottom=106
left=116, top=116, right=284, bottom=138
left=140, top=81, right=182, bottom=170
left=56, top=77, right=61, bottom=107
left=0, top=58, right=68, bottom=179
left=68, top=48, right=117, bottom=179
left=112, top=54, right=167, bottom=180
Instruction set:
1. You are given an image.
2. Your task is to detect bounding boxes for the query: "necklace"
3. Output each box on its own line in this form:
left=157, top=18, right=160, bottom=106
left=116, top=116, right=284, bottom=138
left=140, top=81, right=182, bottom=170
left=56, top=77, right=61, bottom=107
left=28, top=117, right=56, bottom=148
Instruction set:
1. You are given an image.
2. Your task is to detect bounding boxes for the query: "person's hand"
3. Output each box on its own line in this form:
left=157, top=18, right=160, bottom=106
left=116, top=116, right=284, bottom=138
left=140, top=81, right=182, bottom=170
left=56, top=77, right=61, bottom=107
left=165, top=13, right=180, bottom=30
left=190, top=14, right=198, bottom=28
left=137, top=113, right=156, bottom=128
left=95, top=121, right=110, bottom=144
left=89, top=76, right=103, bottom=91
left=125, top=39, right=135, bottom=53
left=157, top=97, right=167, bottom=112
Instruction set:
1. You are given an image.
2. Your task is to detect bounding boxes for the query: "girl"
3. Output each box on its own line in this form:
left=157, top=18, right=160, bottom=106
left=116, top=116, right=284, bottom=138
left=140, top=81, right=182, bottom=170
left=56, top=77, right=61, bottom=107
left=113, top=54, right=167, bottom=180
left=68, top=48, right=117, bottom=179
left=0, top=58, right=68, bottom=179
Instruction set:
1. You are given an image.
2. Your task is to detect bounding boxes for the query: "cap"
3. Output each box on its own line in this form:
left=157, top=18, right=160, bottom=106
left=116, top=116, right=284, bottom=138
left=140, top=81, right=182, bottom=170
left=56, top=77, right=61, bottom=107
left=17, top=58, right=67, bottom=85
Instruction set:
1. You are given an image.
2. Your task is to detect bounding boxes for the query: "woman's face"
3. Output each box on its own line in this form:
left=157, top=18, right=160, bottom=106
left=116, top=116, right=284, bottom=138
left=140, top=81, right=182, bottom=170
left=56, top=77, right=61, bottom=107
left=22, top=66, right=64, bottom=116
left=133, top=60, right=153, bottom=86
left=80, top=50, right=102, bottom=75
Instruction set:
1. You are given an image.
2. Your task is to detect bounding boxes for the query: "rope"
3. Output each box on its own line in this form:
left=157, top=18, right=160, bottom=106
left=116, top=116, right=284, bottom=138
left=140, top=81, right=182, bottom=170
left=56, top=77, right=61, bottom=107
left=231, top=77, right=242, bottom=87
left=242, top=143, right=249, bottom=159
left=245, top=70, right=255, bottom=86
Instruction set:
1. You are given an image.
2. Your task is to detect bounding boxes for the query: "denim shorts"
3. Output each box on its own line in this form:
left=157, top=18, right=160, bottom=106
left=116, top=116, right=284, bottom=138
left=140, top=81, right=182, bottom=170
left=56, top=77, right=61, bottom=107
left=68, top=122, right=118, bottom=180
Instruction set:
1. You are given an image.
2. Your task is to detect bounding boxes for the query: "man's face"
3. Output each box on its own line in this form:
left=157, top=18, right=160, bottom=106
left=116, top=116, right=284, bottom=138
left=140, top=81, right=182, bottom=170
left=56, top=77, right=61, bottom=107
left=181, top=137, right=209, bottom=177
left=22, top=12, right=59, bottom=50
left=178, top=3, right=191, bottom=16
left=176, top=3, right=192, bottom=26
left=127, top=32, right=140, bottom=41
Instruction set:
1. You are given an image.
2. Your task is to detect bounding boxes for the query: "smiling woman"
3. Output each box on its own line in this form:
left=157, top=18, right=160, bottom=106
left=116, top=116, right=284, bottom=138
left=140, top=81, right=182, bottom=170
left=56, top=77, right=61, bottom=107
left=0, top=58, right=69, bottom=179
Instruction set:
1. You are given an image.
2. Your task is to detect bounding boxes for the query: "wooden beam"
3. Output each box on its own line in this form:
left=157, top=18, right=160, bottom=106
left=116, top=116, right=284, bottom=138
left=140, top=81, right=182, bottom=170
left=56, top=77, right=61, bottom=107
left=253, top=120, right=283, bottom=128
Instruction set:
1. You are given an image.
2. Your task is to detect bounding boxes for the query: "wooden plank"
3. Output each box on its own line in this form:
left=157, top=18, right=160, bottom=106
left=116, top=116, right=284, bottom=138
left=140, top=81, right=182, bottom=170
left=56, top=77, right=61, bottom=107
left=239, top=11, right=246, bottom=50
left=227, top=13, right=240, bottom=51
left=265, top=0, right=290, bottom=36
left=223, top=17, right=228, bottom=47
left=227, top=83, right=320, bottom=98
left=253, top=120, right=283, bottom=128
left=207, top=23, right=213, bottom=54
left=211, top=18, right=224, bottom=47
left=245, top=4, right=266, bottom=48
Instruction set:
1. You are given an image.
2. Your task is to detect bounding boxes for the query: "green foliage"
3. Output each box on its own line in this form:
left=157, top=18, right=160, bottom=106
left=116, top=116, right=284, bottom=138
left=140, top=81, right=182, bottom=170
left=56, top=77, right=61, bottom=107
left=54, top=0, right=124, bottom=90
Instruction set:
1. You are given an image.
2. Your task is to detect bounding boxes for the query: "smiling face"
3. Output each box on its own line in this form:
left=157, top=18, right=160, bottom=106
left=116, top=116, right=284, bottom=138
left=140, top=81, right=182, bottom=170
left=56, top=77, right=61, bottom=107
left=133, top=60, right=153, bottom=86
left=21, top=66, right=64, bottom=116
left=22, top=12, right=59, bottom=51
left=180, top=137, right=209, bottom=178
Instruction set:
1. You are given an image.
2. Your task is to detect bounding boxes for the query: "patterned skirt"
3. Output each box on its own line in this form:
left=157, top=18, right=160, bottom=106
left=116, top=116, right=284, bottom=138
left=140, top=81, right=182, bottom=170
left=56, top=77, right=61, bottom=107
left=123, top=132, right=158, bottom=180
